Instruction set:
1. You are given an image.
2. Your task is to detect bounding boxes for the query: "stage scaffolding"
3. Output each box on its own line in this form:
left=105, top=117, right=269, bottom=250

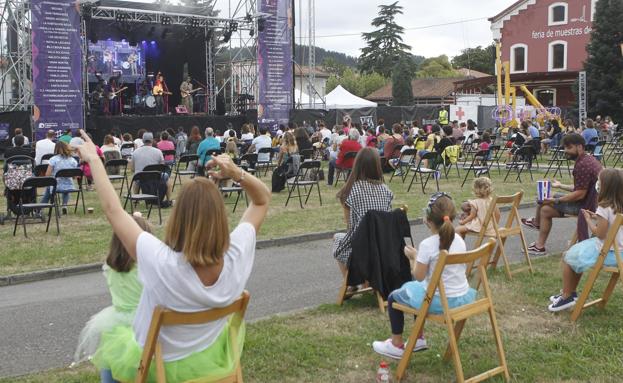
left=0, top=0, right=260, bottom=115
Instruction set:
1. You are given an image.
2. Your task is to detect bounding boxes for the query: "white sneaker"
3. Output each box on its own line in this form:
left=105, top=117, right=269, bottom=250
left=409, top=337, right=428, bottom=352
left=372, top=338, right=404, bottom=360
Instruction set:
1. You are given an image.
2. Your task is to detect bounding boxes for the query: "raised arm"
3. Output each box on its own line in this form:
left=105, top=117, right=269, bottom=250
left=75, top=130, right=143, bottom=260
left=207, top=154, right=270, bottom=233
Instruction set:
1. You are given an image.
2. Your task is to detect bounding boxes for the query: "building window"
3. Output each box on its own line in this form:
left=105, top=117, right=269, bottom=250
left=548, top=41, right=567, bottom=71
left=510, top=44, right=528, bottom=73
left=548, top=2, right=568, bottom=25
left=534, top=88, right=556, bottom=107
left=591, top=0, right=598, bottom=21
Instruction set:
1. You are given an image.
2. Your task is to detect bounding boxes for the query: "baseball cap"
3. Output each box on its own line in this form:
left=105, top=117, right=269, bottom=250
left=142, top=132, right=154, bottom=142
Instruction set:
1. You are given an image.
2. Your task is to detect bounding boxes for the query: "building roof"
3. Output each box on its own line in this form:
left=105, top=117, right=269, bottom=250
left=455, top=68, right=491, bottom=78
left=294, top=66, right=331, bottom=78
left=366, top=77, right=468, bottom=101
left=454, top=71, right=580, bottom=90
left=488, top=0, right=530, bottom=22
left=489, top=0, right=535, bottom=40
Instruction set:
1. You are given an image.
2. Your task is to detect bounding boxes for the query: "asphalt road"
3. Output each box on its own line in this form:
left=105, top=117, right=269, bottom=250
left=0, top=207, right=577, bottom=378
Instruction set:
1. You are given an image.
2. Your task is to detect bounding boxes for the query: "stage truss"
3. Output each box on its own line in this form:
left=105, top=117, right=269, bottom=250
left=0, top=0, right=260, bottom=115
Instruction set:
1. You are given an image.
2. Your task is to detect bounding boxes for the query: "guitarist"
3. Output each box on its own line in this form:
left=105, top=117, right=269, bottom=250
left=152, top=73, right=171, bottom=115
left=180, top=76, right=194, bottom=114
left=108, top=73, right=122, bottom=115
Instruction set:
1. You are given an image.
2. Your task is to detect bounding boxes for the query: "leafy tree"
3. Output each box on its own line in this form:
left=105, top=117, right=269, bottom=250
left=359, top=1, right=412, bottom=78
left=416, top=55, right=458, bottom=78
left=326, top=68, right=387, bottom=98
left=322, top=57, right=347, bottom=77
left=584, top=0, right=623, bottom=122
left=392, top=57, right=413, bottom=106
left=451, top=44, right=496, bottom=75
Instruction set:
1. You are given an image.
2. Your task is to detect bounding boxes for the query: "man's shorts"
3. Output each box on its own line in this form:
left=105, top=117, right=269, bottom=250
left=552, top=193, right=581, bottom=217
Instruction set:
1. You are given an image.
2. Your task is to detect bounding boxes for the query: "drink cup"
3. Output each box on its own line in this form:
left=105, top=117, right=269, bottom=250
left=87, top=207, right=94, bottom=214
left=537, top=180, right=551, bottom=202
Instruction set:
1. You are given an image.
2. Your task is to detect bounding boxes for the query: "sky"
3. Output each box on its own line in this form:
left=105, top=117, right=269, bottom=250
left=214, top=0, right=518, bottom=59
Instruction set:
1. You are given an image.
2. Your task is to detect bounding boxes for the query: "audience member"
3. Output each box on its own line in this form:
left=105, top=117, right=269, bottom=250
left=133, top=129, right=146, bottom=149
left=293, top=127, right=313, bottom=153
left=327, top=128, right=362, bottom=186
left=277, top=131, right=298, bottom=166
left=373, top=193, right=474, bottom=359
left=248, top=126, right=272, bottom=162
left=157, top=131, right=176, bottom=164
left=41, top=141, right=78, bottom=214
left=186, top=126, right=202, bottom=155
left=548, top=169, right=623, bottom=312
left=59, top=129, right=73, bottom=144
left=581, top=118, right=598, bottom=145
left=101, top=135, right=121, bottom=154
left=382, top=123, right=405, bottom=164
left=11, top=128, right=29, bottom=147
left=4, top=135, right=32, bottom=158
left=72, top=129, right=270, bottom=383
left=197, top=127, right=221, bottom=169
left=456, top=177, right=499, bottom=238
left=120, top=133, right=134, bottom=158
left=522, top=134, right=602, bottom=255
left=35, top=129, right=57, bottom=165
left=332, top=148, right=393, bottom=279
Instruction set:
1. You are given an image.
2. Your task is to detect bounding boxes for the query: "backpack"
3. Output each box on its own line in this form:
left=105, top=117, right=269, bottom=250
left=271, top=163, right=287, bottom=193
left=176, top=133, right=188, bottom=157
left=4, top=162, right=33, bottom=190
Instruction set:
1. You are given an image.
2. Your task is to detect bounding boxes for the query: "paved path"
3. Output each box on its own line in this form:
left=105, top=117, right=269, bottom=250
left=0, top=207, right=577, bottom=378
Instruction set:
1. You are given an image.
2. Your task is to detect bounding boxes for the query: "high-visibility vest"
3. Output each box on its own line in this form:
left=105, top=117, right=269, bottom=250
left=438, top=109, right=449, bottom=125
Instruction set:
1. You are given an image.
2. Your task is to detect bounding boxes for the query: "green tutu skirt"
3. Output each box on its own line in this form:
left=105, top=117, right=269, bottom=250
left=92, top=318, right=245, bottom=383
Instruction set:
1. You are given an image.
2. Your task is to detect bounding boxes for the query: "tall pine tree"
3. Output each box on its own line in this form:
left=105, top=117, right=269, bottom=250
left=584, top=0, right=623, bottom=121
left=391, top=57, right=413, bottom=106
left=359, top=2, right=412, bottom=78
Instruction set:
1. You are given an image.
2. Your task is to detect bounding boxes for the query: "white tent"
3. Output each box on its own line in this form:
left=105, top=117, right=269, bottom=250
left=323, top=85, right=377, bottom=109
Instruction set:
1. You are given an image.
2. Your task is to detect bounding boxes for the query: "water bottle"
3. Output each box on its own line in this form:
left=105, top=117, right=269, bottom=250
left=376, top=361, right=391, bottom=382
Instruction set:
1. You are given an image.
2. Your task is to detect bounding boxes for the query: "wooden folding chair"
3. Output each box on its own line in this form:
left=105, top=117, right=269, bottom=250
left=393, top=239, right=509, bottom=382
left=135, top=290, right=250, bottom=383
left=466, top=192, right=533, bottom=279
left=570, top=214, right=623, bottom=322
left=336, top=207, right=412, bottom=313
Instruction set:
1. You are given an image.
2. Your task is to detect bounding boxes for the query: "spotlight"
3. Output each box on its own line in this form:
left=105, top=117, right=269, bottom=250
left=229, top=22, right=238, bottom=32
left=161, top=15, right=172, bottom=25
left=190, top=18, right=200, bottom=28
left=249, top=28, right=254, bottom=37
left=141, top=40, right=146, bottom=44
left=244, top=13, right=252, bottom=22
left=115, top=13, right=127, bottom=22
left=150, top=40, right=156, bottom=45
left=257, top=18, right=265, bottom=32
left=222, top=29, right=232, bottom=43
left=161, top=28, right=169, bottom=39
left=121, top=39, right=126, bottom=43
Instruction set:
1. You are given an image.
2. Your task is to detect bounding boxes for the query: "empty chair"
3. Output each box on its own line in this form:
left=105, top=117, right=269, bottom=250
left=171, top=154, right=198, bottom=191
left=105, top=159, right=129, bottom=197
left=285, top=160, right=323, bottom=209
left=13, top=176, right=60, bottom=237
left=407, top=151, right=440, bottom=193
left=123, top=171, right=163, bottom=225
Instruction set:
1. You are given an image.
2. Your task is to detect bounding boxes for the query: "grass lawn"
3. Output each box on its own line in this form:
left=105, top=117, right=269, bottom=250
left=0, top=163, right=557, bottom=276
left=2, top=255, right=623, bottom=382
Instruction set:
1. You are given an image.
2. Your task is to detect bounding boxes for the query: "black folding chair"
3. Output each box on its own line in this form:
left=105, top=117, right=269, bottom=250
left=105, top=159, right=129, bottom=196
left=123, top=171, right=163, bottom=225
left=334, top=151, right=358, bottom=187
left=504, top=145, right=534, bottom=182
left=220, top=182, right=248, bottom=213
left=143, top=163, right=168, bottom=173
left=285, top=160, right=323, bottom=209
left=41, top=153, right=54, bottom=163
left=120, top=143, right=134, bottom=160
left=300, top=148, right=314, bottom=161
left=172, top=154, right=198, bottom=191
left=389, top=148, right=417, bottom=183
left=238, top=153, right=258, bottom=175
left=255, top=147, right=274, bottom=176
left=161, top=149, right=177, bottom=173
left=34, top=164, right=48, bottom=176
left=591, top=140, right=607, bottom=164
left=544, top=145, right=571, bottom=179
left=487, top=145, right=503, bottom=175
left=55, top=168, right=86, bottom=214
left=407, top=151, right=440, bottom=193
left=460, top=149, right=490, bottom=187
left=13, top=176, right=60, bottom=237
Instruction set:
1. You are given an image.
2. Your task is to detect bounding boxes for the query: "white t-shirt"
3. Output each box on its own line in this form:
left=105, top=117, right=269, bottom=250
left=596, top=206, right=623, bottom=250
left=320, top=128, right=331, bottom=142
left=241, top=133, right=254, bottom=141
left=35, top=138, right=56, bottom=165
left=416, top=233, right=469, bottom=298
left=134, top=138, right=144, bottom=149
left=399, top=145, right=415, bottom=163
left=113, top=136, right=122, bottom=148
left=133, top=223, right=256, bottom=362
left=252, top=135, right=272, bottom=162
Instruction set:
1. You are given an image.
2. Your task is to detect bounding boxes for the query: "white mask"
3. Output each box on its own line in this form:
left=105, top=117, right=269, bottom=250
left=595, top=181, right=600, bottom=194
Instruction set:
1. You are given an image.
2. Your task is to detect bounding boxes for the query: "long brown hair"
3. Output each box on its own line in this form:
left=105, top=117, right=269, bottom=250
left=282, top=131, right=298, bottom=153
left=107, top=215, right=152, bottom=272
left=598, top=169, right=623, bottom=214
left=426, top=193, right=456, bottom=251
left=336, top=147, right=383, bottom=205
left=164, top=177, right=230, bottom=266
left=54, top=141, right=72, bottom=157
left=190, top=126, right=201, bottom=141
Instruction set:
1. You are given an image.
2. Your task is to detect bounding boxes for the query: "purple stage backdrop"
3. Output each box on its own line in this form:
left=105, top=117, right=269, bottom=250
left=31, top=0, right=84, bottom=139
left=257, top=0, right=293, bottom=133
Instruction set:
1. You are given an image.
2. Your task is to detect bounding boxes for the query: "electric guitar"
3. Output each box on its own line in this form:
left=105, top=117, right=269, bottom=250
left=152, top=84, right=173, bottom=96
left=108, top=87, right=128, bottom=100
left=181, top=88, right=201, bottom=99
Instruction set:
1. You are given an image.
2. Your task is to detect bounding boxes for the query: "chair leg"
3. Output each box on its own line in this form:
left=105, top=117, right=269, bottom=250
left=296, top=184, right=303, bottom=209
left=304, top=183, right=314, bottom=205
left=407, top=171, right=417, bottom=192
left=81, top=188, right=86, bottom=214
left=172, top=173, right=179, bottom=191
left=337, top=270, right=349, bottom=305
left=598, top=272, right=620, bottom=309
left=375, top=291, right=386, bottom=313
left=54, top=204, right=60, bottom=235
left=488, top=304, right=511, bottom=381
left=316, top=182, right=322, bottom=206
left=285, top=182, right=294, bottom=207
left=443, top=319, right=467, bottom=361
left=460, top=166, right=471, bottom=188
left=232, top=191, right=241, bottom=213
left=444, top=317, right=465, bottom=382
left=395, top=315, right=427, bottom=382
left=518, top=228, right=534, bottom=274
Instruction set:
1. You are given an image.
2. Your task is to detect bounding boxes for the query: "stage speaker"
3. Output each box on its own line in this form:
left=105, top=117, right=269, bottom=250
left=175, top=105, right=189, bottom=114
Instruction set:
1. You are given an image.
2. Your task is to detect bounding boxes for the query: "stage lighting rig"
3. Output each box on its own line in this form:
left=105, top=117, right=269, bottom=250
left=222, top=28, right=232, bottom=43
left=229, top=22, right=238, bottom=32
left=190, top=18, right=200, bottom=28
left=161, top=15, right=172, bottom=25
left=115, top=13, right=128, bottom=22
left=249, top=28, right=254, bottom=37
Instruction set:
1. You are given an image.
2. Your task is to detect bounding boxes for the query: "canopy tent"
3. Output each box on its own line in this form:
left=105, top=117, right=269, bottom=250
left=323, top=85, right=378, bottom=109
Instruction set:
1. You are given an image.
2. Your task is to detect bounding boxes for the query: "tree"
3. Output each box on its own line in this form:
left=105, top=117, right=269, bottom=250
left=359, top=1, right=412, bottom=78
left=325, top=68, right=387, bottom=98
left=392, top=57, right=413, bottom=106
left=451, top=44, right=496, bottom=75
left=416, top=55, right=458, bottom=78
left=322, top=57, right=347, bottom=77
left=584, top=0, right=623, bottom=122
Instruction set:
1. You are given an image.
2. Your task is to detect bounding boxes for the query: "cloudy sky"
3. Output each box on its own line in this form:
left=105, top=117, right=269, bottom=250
left=215, top=0, right=518, bottom=59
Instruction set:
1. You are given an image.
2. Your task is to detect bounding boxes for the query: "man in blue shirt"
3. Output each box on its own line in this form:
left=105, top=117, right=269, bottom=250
left=528, top=121, right=540, bottom=139
left=581, top=119, right=598, bottom=145
left=197, top=127, right=222, bottom=167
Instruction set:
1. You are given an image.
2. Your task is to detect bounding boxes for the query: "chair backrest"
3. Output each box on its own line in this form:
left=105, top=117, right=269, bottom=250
left=343, top=151, right=358, bottom=160
left=121, top=143, right=134, bottom=150
left=400, top=148, right=417, bottom=158
left=6, top=155, right=34, bottom=167
left=300, top=148, right=313, bottom=160
left=161, top=149, right=176, bottom=158
left=422, top=239, right=496, bottom=311
left=22, top=176, right=56, bottom=190
left=441, top=145, right=460, bottom=165
left=130, top=171, right=163, bottom=195
left=34, top=164, right=49, bottom=177
left=143, top=164, right=167, bottom=173
left=135, top=291, right=251, bottom=383
left=514, top=145, right=534, bottom=157
left=178, top=154, right=199, bottom=164
left=239, top=153, right=257, bottom=166
left=105, top=158, right=128, bottom=168
left=474, top=192, right=523, bottom=245
left=41, top=153, right=54, bottom=162
left=55, top=168, right=83, bottom=179
left=420, top=151, right=439, bottom=161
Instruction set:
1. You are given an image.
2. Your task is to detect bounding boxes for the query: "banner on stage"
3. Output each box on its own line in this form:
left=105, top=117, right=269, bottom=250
left=31, top=0, right=84, bottom=139
left=257, top=0, right=293, bottom=133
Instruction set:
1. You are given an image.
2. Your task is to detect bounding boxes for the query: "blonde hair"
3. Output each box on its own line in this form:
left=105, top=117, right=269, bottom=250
left=164, top=177, right=230, bottom=266
left=472, top=177, right=493, bottom=199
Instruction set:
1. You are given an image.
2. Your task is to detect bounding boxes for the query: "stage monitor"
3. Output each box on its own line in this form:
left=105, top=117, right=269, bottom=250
left=87, top=40, right=143, bottom=82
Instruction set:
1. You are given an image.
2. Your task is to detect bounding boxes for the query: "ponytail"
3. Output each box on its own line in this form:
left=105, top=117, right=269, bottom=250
left=438, top=219, right=455, bottom=251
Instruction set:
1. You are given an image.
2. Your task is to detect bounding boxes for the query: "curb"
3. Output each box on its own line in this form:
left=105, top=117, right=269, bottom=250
left=1, top=202, right=537, bottom=287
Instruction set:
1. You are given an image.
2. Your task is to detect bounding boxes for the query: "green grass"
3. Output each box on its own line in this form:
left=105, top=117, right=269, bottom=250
left=3, top=255, right=623, bottom=382
left=0, top=164, right=549, bottom=276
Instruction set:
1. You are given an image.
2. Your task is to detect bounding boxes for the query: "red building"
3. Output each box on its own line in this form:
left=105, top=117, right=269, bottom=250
left=457, top=0, right=597, bottom=108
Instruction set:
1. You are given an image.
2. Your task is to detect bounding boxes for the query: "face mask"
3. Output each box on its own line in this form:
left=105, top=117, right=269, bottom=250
left=595, top=181, right=600, bottom=194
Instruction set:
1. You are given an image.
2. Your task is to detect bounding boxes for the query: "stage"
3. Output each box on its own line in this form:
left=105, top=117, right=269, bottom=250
left=87, top=111, right=257, bottom=143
